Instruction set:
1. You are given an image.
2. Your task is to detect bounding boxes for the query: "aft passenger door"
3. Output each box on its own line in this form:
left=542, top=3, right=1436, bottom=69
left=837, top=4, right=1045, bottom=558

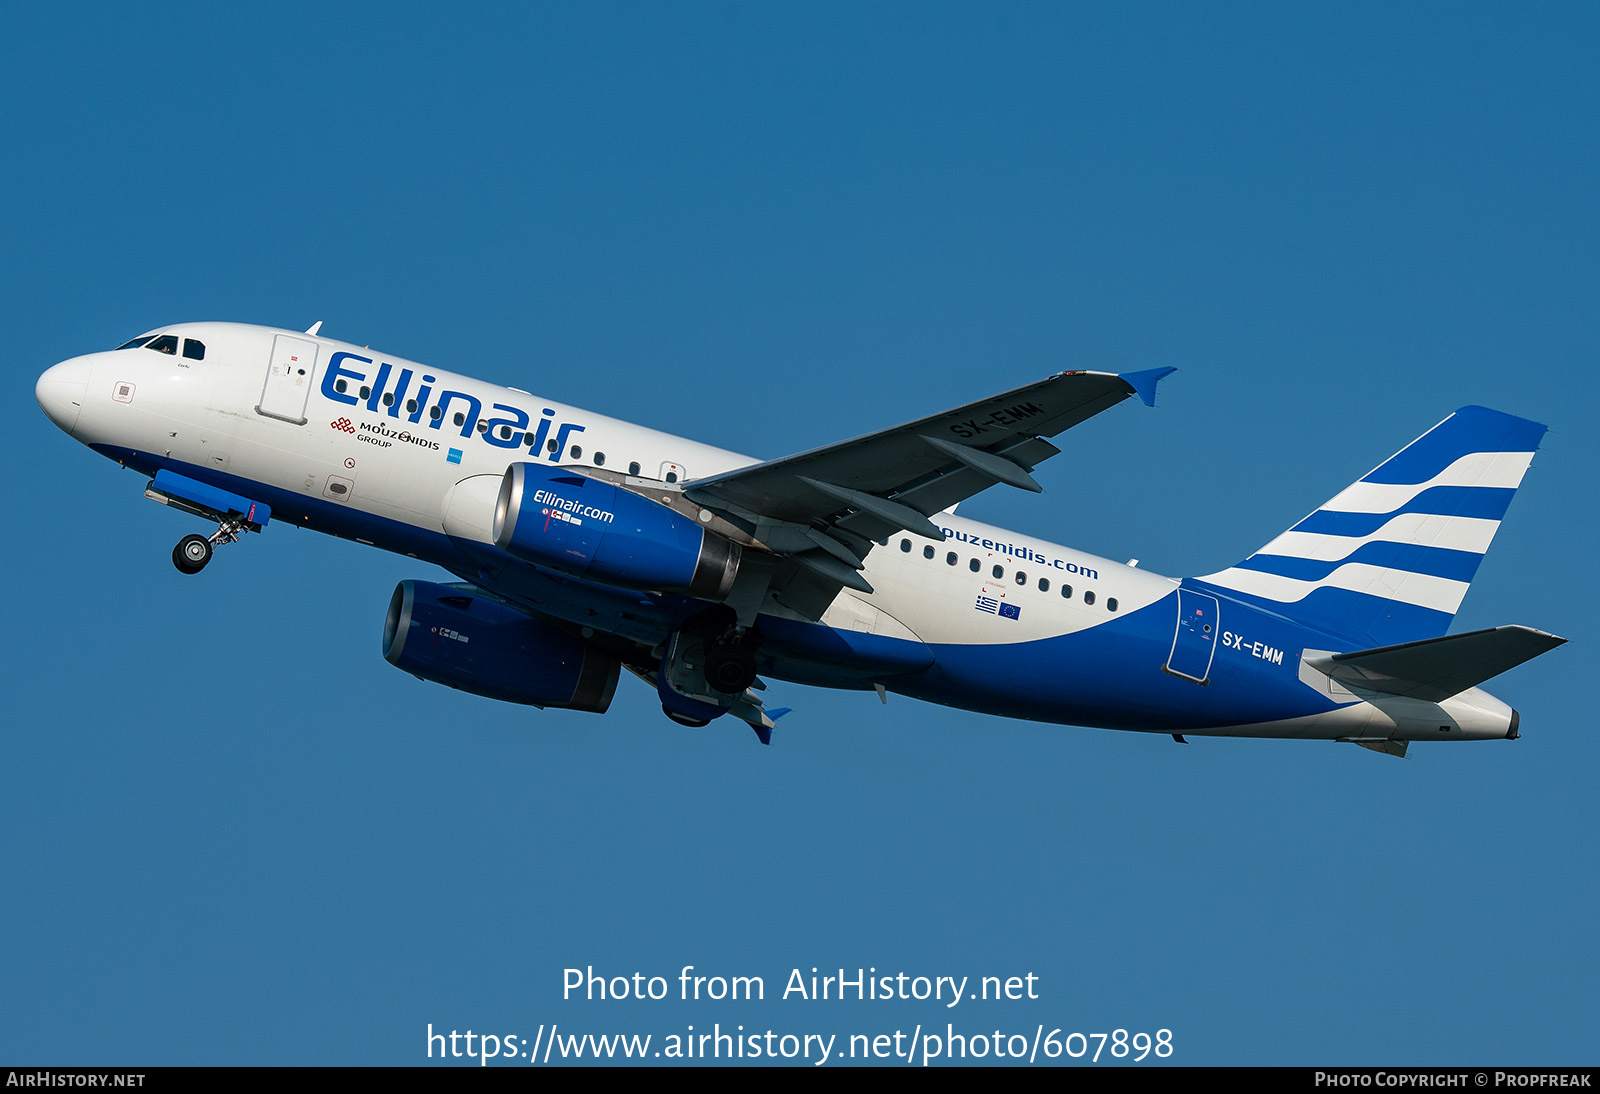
left=256, top=334, right=319, bottom=424
left=1166, top=589, right=1220, bottom=684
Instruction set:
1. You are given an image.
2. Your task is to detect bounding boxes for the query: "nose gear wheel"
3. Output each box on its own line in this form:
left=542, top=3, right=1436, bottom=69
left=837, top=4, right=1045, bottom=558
left=170, top=514, right=252, bottom=575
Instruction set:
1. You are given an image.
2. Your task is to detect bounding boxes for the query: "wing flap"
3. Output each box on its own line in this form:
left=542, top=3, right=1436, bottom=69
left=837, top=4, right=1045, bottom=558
left=865, top=437, right=1061, bottom=529
left=798, top=476, right=946, bottom=540
left=919, top=434, right=1044, bottom=492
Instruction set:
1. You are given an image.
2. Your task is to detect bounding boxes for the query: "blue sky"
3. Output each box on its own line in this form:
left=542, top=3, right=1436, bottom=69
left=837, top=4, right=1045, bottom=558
left=3, top=2, right=1596, bottom=1066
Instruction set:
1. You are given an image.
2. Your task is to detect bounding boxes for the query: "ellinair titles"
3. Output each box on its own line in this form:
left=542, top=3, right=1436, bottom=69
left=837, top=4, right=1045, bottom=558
left=35, top=321, right=1566, bottom=754
left=324, top=350, right=590, bottom=459
left=535, top=491, right=616, bottom=527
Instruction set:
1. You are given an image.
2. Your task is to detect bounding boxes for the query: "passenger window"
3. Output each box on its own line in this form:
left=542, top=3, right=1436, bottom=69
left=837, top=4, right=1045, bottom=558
left=1084, top=591, right=1096, bottom=606
left=1107, top=598, right=1119, bottom=612
left=1039, top=578, right=1050, bottom=592
left=476, top=421, right=488, bottom=433
left=430, top=406, right=443, bottom=420
left=992, top=565, right=1004, bottom=579
left=406, top=399, right=417, bottom=414
left=499, top=425, right=512, bottom=439
left=969, top=559, right=980, bottom=572
left=335, top=379, right=348, bottom=393
left=595, top=452, right=606, bottom=466
left=946, top=552, right=957, bottom=566
left=382, top=393, right=394, bottom=407
left=1061, top=585, right=1073, bottom=599
left=900, top=539, right=912, bottom=553
left=1015, top=571, right=1027, bottom=586
left=629, top=462, right=641, bottom=476
left=115, top=336, right=154, bottom=350
left=360, top=386, right=371, bottom=400
left=146, top=335, right=178, bottom=355
left=182, top=339, right=205, bottom=361
left=454, top=412, right=466, bottom=426
left=547, top=439, right=558, bottom=453
left=570, top=445, right=582, bottom=459
left=923, top=545, right=934, bottom=560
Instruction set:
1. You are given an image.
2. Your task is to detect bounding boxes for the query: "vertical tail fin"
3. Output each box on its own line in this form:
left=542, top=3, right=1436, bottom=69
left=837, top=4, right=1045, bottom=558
left=1193, top=406, right=1547, bottom=647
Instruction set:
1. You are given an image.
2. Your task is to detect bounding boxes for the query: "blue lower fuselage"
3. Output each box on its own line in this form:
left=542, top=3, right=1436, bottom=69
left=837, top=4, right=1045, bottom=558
left=100, top=444, right=1357, bottom=738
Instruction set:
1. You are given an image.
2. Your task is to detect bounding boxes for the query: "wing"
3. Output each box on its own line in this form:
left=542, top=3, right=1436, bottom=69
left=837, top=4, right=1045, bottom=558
left=685, top=367, right=1174, bottom=610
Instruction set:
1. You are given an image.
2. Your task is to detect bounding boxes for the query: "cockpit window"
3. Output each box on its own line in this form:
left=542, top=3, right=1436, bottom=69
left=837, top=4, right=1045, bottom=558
left=146, top=335, right=179, bottom=355
left=115, top=336, right=155, bottom=350
left=182, top=339, right=205, bottom=361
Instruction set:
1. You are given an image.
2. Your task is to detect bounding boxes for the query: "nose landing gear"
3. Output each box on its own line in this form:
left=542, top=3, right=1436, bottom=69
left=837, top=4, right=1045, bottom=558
left=146, top=470, right=272, bottom=576
left=171, top=513, right=254, bottom=575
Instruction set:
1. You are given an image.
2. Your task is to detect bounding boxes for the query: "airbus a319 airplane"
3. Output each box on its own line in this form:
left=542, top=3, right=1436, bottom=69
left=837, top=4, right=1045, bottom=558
left=36, top=322, right=1565, bottom=755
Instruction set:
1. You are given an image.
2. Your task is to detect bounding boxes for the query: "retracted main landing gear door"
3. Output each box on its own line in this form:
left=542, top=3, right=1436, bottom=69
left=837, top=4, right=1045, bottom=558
left=256, top=334, right=320, bottom=424
left=1167, top=588, right=1220, bottom=684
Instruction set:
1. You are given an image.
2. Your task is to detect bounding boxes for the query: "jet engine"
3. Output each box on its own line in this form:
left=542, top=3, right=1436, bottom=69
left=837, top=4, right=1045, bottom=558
left=492, top=463, right=741, bottom=598
left=383, top=580, right=619, bottom=712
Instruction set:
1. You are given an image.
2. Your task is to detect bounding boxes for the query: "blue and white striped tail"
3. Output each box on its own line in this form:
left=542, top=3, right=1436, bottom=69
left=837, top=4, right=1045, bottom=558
left=1193, top=406, right=1547, bottom=647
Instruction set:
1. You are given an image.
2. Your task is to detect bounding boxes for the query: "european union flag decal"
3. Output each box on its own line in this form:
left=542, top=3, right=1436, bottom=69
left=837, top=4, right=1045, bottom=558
left=998, top=602, right=1021, bottom=620
left=447, top=448, right=463, bottom=465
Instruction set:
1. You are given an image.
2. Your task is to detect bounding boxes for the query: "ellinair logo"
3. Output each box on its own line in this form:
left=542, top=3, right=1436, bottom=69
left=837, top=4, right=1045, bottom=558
left=330, top=417, right=356, bottom=434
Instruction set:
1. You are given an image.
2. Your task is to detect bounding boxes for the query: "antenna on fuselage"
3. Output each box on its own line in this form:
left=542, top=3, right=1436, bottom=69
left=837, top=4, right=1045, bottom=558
left=305, top=320, right=323, bottom=336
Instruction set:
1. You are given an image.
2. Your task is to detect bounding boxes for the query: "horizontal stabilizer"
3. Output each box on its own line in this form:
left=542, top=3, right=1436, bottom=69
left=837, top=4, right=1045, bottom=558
left=1306, top=625, right=1566, bottom=702
left=1341, top=738, right=1410, bottom=758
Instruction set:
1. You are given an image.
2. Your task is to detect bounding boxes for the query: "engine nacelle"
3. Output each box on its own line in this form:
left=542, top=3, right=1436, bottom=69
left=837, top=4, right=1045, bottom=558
left=383, top=580, right=619, bottom=712
left=493, top=463, right=741, bottom=598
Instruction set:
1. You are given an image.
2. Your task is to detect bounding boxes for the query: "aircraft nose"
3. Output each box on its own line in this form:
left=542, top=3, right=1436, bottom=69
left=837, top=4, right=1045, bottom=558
left=36, top=357, right=92, bottom=434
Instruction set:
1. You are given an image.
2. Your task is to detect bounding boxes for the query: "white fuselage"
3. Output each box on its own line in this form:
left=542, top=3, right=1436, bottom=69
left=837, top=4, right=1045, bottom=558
left=35, top=322, right=1523, bottom=745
